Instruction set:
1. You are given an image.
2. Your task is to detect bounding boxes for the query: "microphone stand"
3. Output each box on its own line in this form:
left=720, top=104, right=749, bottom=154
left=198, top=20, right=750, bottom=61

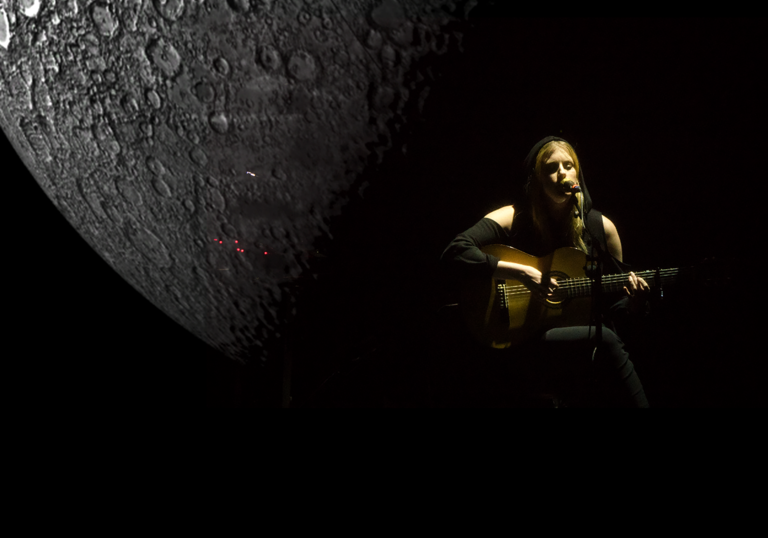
left=566, top=182, right=603, bottom=362
left=585, top=231, right=604, bottom=363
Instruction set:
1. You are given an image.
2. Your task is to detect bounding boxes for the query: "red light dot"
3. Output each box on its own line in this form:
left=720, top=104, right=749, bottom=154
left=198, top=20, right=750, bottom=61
left=264, top=252, right=268, bottom=255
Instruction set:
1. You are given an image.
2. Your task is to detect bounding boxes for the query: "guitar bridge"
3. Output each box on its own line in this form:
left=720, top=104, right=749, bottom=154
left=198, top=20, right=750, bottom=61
left=496, top=280, right=508, bottom=310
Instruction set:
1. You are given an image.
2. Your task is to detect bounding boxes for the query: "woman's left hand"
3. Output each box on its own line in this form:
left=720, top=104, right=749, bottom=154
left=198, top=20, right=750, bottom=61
left=624, top=271, right=650, bottom=314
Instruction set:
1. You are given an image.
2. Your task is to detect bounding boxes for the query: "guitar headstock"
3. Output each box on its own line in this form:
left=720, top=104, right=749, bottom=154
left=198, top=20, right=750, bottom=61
left=686, top=256, right=735, bottom=290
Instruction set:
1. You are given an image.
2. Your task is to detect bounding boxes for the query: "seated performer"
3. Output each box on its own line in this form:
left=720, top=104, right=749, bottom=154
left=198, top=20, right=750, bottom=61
left=440, top=136, right=651, bottom=407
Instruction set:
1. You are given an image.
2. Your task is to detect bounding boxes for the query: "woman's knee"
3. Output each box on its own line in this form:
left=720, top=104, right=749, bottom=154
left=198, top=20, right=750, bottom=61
left=600, top=327, right=622, bottom=348
left=596, top=328, right=630, bottom=367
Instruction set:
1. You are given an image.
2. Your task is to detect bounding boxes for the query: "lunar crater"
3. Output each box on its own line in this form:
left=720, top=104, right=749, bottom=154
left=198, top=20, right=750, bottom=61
left=1, top=0, right=471, bottom=366
left=154, top=0, right=186, bottom=22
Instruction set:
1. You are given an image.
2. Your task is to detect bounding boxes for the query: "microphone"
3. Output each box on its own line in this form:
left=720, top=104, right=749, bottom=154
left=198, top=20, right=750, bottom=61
left=559, top=179, right=582, bottom=218
left=559, top=180, right=581, bottom=194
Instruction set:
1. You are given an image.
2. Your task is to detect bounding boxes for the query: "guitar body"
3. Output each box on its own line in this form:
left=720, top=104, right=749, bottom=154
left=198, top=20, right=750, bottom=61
left=458, top=246, right=594, bottom=349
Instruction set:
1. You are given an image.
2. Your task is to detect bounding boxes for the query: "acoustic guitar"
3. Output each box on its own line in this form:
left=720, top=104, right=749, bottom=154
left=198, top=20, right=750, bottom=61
left=458, top=245, right=683, bottom=349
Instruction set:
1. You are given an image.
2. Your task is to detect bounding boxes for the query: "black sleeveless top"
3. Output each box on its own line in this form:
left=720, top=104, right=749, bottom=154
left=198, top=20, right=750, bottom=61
left=440, top=206, right=629, bottom=282
left=439, top=206, right=639, bottom=333
left=510, top=207, right=629, bottom=274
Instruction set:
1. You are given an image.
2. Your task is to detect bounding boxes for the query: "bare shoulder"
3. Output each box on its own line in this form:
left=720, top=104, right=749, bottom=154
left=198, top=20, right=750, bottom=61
left=602, top=215, right=623, bottom=262
left=483, top=205, right=515, bottom=232
left=602, top=215, right=618, bottom=237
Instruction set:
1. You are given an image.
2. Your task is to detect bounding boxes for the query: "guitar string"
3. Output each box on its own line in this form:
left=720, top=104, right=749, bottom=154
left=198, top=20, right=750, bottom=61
left=501, top=269, right=680, bottom=299
left=498, top=268, right=681, bottom=285
left=498, top=268, right=680, bottom=293
left=500, top=270, right=680, bottom=296
left=503, top=280, right=679, bottom=299
left=503, top=282, right=680, bottom=299
left=502, top=274, right=680, bottom=299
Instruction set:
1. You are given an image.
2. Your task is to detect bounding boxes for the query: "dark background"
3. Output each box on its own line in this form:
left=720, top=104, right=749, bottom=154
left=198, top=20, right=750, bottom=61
left=6, top=14, right=764, bottom=407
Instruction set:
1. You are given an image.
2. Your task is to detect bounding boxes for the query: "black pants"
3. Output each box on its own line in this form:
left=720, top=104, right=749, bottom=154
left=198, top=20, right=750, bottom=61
left=522, top=325, right=649, bottom=408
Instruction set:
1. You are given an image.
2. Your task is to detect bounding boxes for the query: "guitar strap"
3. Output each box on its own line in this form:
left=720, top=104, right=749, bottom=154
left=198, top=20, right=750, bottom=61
left=583, top=211, right=603, bottom=358
left=584, top=209, right=631, bottom=275
left=583, top=209, right=634, bottom=358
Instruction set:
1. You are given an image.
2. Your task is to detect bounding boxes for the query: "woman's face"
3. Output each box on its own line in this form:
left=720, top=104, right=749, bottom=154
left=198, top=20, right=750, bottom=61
left=538, top=146, right=579, bottom=207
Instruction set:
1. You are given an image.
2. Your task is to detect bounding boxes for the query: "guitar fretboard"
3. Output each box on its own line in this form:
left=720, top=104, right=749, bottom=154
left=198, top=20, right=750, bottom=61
left=502, top=268, right=680, bottom=300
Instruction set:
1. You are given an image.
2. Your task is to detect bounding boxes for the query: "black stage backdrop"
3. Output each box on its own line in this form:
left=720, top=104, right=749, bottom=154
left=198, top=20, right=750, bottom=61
left=6, top=15, right=763, bottom=407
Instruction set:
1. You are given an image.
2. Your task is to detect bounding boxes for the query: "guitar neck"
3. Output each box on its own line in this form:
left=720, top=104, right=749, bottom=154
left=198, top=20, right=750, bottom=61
left=562, top=268, right=681, bottom=298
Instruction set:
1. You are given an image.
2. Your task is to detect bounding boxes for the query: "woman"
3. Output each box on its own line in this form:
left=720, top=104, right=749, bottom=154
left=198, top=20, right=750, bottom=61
left=440, top=136, right=650, bottom=407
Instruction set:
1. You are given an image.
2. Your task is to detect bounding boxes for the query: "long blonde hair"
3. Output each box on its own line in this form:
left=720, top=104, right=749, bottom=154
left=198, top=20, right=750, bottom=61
left=526, top=140, right=588, bottom=254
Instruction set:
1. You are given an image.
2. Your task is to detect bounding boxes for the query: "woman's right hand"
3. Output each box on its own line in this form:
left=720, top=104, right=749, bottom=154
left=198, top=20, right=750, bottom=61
left=519, top=266, right=559, bottom=299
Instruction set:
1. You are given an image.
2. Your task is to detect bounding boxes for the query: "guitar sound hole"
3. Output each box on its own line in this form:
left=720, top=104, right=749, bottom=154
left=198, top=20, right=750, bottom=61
left=542, top=271, right=569, bottom=309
